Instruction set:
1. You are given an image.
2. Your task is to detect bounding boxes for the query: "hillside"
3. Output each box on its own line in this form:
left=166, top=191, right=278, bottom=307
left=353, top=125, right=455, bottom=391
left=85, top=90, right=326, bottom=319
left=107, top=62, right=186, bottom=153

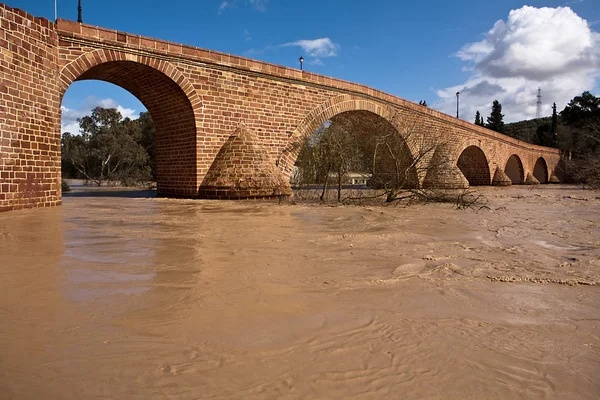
left=504, top=117, right=551, bottom=144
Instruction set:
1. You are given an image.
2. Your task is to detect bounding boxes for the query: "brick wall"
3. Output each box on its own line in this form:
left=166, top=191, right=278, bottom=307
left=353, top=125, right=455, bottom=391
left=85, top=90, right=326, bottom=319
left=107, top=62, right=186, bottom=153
left=0, top=5, right=60, bottom=212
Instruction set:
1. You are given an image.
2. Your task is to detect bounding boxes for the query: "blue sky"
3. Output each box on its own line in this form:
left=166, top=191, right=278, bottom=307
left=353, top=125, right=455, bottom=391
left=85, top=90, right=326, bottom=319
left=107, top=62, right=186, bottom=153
left=9, top=0, right=600, bottom=131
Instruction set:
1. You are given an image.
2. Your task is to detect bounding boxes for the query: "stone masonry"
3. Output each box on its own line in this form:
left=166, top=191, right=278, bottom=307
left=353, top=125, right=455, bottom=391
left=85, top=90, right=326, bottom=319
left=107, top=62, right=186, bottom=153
left=0, top=3, right=561, bottom=211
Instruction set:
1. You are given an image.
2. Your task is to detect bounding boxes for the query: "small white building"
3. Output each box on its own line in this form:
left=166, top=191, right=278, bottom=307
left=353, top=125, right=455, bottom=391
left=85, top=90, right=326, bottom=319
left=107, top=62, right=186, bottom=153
left=327, top=171, right=371, bottom=186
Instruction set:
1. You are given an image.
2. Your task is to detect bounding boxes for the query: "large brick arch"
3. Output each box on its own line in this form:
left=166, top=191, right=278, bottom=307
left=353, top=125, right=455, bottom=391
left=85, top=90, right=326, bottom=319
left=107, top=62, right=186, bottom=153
left=59, top=49, right=203, bottom=197
left=278, top=95, right=417, bottom=177
left=58, top=49, right=201, bottom=107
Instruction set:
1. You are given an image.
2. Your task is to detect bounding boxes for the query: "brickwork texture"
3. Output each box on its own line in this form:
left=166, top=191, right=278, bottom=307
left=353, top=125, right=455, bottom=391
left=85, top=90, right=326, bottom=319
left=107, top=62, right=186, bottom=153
left=0, top=4, right=561, bottom=211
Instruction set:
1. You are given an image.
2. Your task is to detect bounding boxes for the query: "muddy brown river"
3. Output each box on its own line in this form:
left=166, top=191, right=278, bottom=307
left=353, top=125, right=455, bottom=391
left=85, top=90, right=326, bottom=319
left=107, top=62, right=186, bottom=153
left=1, top=185, right=599, bottom=399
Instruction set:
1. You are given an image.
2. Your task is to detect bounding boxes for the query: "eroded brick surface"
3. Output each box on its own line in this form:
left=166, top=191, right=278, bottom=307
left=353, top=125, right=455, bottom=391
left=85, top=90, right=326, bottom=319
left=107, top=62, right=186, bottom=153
left=0, top=5, right=60, bottom=212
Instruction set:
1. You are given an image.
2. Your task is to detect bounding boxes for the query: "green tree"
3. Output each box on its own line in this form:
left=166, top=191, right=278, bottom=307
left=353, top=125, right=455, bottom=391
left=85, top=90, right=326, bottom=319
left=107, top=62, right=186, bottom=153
left=486, top=100, right=505, bottom=133
left=61, top=131, right=91, bottom=179
left=138, top=111, right=156, bottom=179
left=474, top=111, right=482, bottom=126
left=561, top=91, right=600, bottom=125
left=61, top=107, right=152, bottom=186
left=551, top=102, right=558, bottom=135
left=559, top=91, right=600, bottom=155
left=534, top=122, right=553, bottom=147
left=556, top=91, right=600, bottom=185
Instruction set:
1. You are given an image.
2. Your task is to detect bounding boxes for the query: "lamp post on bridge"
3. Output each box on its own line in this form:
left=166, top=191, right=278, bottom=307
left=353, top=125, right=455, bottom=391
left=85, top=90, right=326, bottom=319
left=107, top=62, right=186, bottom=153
left=77, top=0, right=82, bottom=23
left=456, top=91, right=460, bottom=119
left=299, top=56, right=304, bottom=71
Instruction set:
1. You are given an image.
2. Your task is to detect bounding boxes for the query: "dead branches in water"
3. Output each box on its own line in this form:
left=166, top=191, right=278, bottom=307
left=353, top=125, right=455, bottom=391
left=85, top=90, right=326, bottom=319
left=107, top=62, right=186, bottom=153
left=292, top=186, right=488, bottom=211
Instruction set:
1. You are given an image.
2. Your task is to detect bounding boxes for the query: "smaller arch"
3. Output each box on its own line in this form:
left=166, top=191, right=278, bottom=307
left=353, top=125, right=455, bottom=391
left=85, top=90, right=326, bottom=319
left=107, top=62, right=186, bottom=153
left=457, top=145, right=491, bottom=186
left=504, top=154, right=524, bottom=184
left=533, top=157, right=548, bottom=183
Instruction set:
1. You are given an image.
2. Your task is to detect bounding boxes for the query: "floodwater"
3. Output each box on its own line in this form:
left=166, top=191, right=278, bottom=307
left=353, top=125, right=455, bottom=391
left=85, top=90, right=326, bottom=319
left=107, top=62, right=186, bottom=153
left=1, top=186, right=599, bottom=399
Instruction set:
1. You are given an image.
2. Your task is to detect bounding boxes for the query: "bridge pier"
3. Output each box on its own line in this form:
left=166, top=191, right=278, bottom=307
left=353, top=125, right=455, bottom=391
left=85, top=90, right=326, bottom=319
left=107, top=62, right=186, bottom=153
left=0, top=5, right=61, bottom=212
left=197, top=125, right=291, bottom=199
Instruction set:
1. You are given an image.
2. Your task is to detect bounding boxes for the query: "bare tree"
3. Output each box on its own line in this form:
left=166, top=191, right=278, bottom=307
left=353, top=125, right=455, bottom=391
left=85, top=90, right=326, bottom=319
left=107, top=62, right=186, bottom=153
left=322, top=122, right=364, bottom=202
left=365, top=117, right=428, bottom=202
left=294, top=121, right=364, bottom=202
left=350, top=112, right=465, bottom=204
left=293, top=111, right=484, bottom=208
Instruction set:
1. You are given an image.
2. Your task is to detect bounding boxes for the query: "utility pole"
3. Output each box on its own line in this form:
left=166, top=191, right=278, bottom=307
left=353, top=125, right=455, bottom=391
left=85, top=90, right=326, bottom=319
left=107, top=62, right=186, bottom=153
left=456, top=92, right=460, bottom=119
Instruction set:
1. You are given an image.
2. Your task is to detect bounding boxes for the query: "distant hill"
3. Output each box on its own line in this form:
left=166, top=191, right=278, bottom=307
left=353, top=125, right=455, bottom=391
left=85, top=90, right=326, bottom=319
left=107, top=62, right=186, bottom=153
left=504, top=117, right=551, bottom=144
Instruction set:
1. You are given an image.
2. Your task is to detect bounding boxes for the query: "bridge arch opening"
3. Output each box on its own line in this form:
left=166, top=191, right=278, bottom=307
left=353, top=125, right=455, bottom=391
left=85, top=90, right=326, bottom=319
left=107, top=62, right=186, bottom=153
left=457, top=146, right=491, bottom=186
left=291, top=110, right=417, bottom=198
left=533, top=157, right=548, bottom=183
left=60, top=60, right=198, bottom=197
left=504, top=154, right=524, bottom=184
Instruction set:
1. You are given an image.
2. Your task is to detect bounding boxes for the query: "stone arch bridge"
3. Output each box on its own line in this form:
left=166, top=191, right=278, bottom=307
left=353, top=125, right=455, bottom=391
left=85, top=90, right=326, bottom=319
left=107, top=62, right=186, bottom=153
left=0, top=4, right=561, bottom=211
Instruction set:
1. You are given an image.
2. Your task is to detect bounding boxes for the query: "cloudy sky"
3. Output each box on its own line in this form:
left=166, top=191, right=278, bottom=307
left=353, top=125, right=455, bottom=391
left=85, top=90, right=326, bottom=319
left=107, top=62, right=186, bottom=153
left=11, top=0, right=599, bottom=131
left=437, top=5, right=599, bottom=123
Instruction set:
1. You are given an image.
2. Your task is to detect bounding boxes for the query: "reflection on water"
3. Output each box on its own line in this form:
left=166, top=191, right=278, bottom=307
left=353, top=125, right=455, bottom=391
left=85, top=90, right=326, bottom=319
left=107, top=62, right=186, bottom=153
left=66, top=287, right=153, bottom=302
left=0, top=186, right=599, bottom=399
left=67, top=270, right=156, bottom=284
left=63, top=188, right=157, bottom=198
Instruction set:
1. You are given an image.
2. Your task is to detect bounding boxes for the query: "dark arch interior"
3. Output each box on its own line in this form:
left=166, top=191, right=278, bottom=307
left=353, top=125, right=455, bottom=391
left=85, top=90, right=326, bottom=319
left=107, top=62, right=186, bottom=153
left=457, top=145, right=490, bottom=186
left=74, top=61, right=197, bottom=197
left=292, top=110, right=418, bottom=189
left=533, top=157, right=548, bottom=183
left=504, top=154, right=524, bottom=184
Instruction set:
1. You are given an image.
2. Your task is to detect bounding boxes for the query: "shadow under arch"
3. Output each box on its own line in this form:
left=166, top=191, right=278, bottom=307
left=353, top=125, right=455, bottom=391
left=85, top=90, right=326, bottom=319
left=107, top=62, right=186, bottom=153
left=505, top=154, right=524, bottom=184
left=533, top=157, right=548, bottom=183
left=456, top=145, right=491, bottom=186
left=278, top=95, right=418, bottom=179
left=59, top=50, right=202, bottom=197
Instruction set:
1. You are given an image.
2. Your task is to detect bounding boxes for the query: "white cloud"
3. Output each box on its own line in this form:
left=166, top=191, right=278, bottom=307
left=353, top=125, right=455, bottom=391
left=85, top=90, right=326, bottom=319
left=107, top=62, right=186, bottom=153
left=249, top=0, right=268, bottom=12
left=246, top=37, right=340, bottom=65
left=243, top=29, right=252, bottom=41
left=61, top=105, right=86, bottom=134
left=435, top=6, right=600, bottom=122
left=282, top=38, right=340, bottom=58
left=218, top=0, right=268, bottom=14
left=218, top=1, right=231, bottom=15
left=117, top=106, right=137, bottom=120
left=61, top=97, right=137, bottom=134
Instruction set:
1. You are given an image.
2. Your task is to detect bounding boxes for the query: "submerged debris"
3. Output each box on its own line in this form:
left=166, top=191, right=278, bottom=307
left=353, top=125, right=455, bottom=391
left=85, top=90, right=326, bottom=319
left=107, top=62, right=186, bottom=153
left=487, top=275, right=599, bottom=286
